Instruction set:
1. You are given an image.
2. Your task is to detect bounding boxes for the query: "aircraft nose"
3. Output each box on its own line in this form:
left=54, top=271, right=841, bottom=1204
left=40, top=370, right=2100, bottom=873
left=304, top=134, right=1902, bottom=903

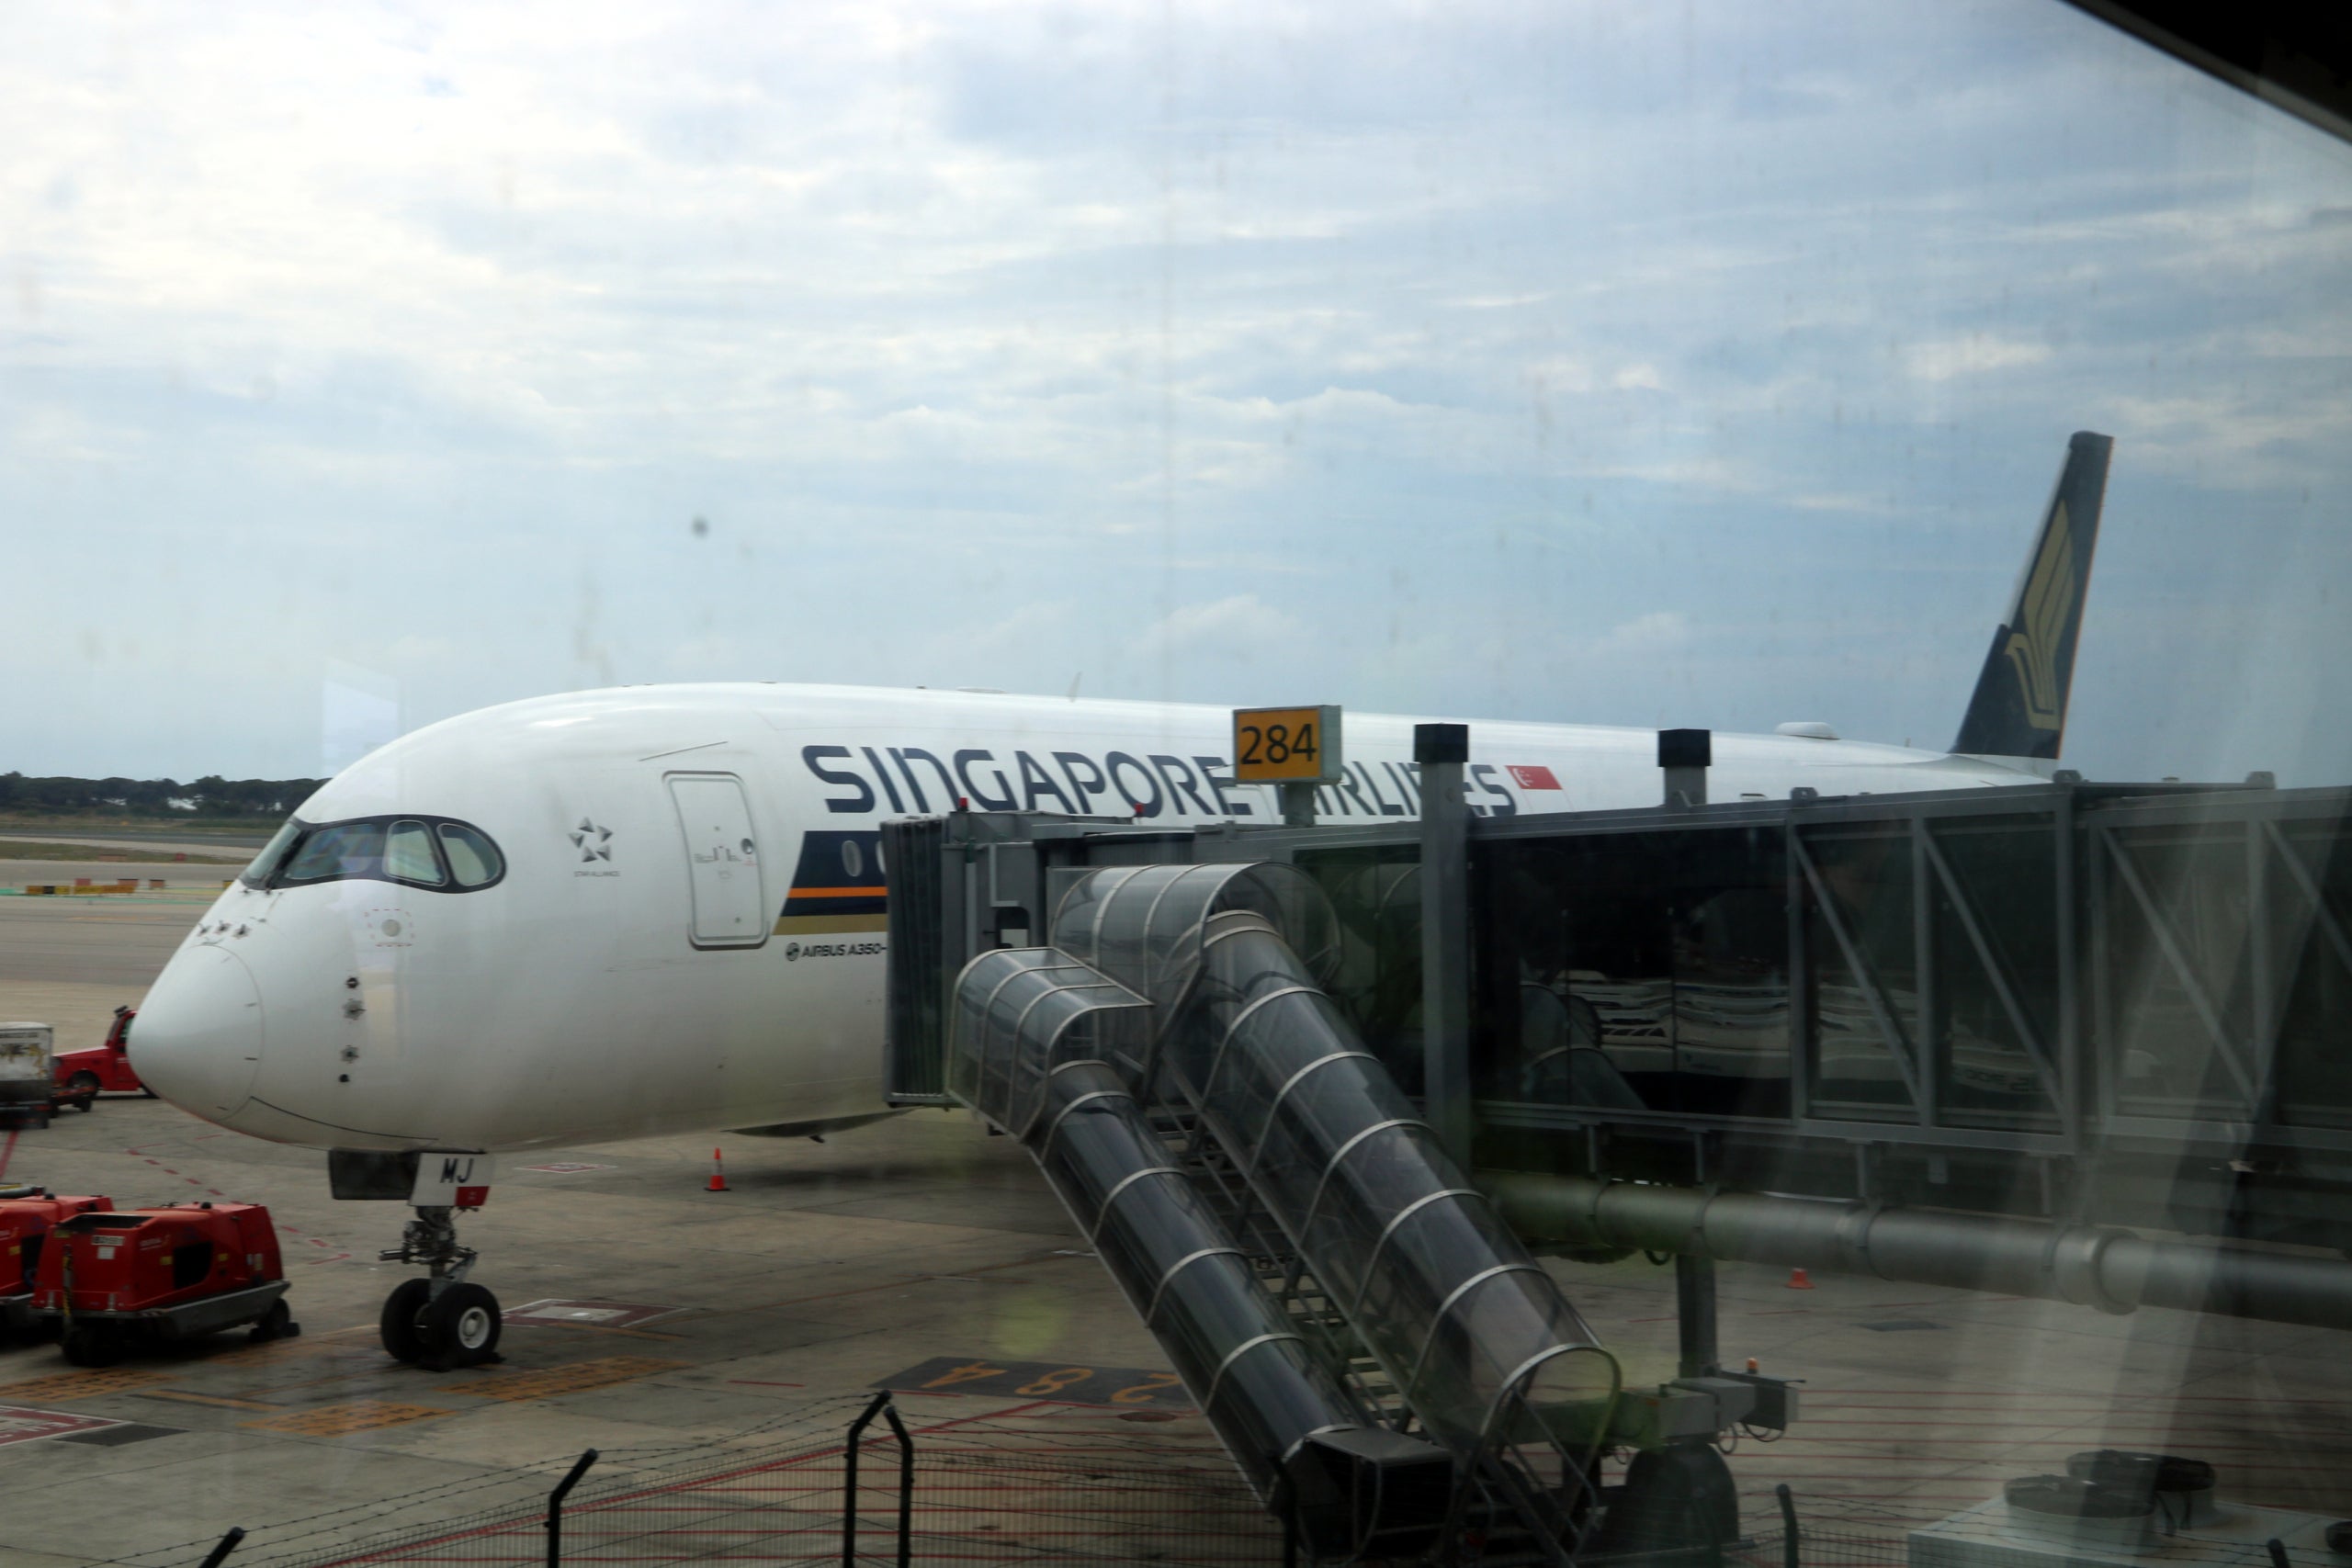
left=131, top=945, right=266, bottom=1120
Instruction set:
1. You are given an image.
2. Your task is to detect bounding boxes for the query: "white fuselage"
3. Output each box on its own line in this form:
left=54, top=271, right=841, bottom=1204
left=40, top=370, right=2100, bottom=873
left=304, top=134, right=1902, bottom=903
left=129, top=683, right=2040, bottom=1153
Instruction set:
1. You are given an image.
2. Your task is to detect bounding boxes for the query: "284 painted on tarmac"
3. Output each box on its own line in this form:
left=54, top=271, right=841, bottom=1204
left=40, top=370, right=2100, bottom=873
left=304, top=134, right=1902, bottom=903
left=881, top=1356, right=1191, bottom=1408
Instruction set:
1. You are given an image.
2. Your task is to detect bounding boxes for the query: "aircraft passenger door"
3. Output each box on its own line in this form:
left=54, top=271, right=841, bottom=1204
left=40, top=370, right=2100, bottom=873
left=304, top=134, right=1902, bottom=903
left=666, top=773, right=768, bottom=949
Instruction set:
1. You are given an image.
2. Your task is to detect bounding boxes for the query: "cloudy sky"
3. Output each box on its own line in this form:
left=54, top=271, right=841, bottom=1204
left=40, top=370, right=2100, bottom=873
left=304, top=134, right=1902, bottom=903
left=6, top=0, right=2348, bottom=784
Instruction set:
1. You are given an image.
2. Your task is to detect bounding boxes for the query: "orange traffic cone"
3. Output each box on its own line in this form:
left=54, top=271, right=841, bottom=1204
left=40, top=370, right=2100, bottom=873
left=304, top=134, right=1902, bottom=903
left=1786, top=1268, right=1814, bottom=1290
left=707, top=1147, right=729, bottom=1192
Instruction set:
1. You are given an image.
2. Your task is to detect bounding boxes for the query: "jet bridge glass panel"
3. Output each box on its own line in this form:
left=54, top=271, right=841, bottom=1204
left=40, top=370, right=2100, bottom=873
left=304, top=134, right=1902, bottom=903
left=1473, top=810, right=2074, bottom=1140
left=2269, top=820, right=2352, bottom=1131
left=1476, top=827, right=1795, bottom=1122
left=2097, top=802, right=2352, bottom=1136
left=1923, top=813, right=2065, bottom=1131
left=1299, top=845, right=1426, bottom=1092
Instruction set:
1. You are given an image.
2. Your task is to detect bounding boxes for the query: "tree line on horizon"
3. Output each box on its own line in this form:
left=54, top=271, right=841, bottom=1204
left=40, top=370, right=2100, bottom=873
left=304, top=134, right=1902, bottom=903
left=0, top=773, right=325, bottom=819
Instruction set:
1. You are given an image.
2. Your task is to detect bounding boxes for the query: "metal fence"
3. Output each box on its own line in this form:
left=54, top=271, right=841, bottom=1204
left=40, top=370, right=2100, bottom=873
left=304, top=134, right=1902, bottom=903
left=114, top=1395, right=1297, bottom=1568
left=117, top=1394, right=1922, bottom=1568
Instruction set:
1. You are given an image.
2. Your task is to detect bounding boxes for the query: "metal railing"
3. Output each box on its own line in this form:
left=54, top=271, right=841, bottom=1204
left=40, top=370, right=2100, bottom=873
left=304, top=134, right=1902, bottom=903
left=963, top=862, right=1622, bottom=1562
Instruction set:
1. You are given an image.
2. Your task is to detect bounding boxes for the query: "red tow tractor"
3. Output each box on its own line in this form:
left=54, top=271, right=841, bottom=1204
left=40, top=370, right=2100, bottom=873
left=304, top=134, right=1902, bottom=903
left=33, top=1201, right=300, bottom=1367
left=0, top=1188, right=114, bottom=1338
left=51, top=1006, right=147, bottom=1111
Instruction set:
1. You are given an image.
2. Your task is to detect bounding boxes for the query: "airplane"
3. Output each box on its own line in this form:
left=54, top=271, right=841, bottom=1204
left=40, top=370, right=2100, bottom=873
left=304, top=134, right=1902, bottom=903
left=125, top=432, right=2110, bottom=1371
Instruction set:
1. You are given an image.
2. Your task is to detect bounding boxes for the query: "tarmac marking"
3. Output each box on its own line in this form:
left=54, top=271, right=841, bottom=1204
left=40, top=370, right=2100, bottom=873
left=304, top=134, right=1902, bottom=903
left=516, top=1321, right=685, bottom=1341
left=712, top=1247, right=1072, bottom=1319
left=138, top=1390, right=286, bottom=1412
left=243, top=1401, right=453, bottom=1436
left=0, top=1367, right=171, bottom=1402
left=201, top=1333, right=345, bottom=1366
left=458, top=1356, right=688, bottom=1402
left=503, top=1298, right=681, bottom=1330
left=0, top=1404, right=124, bottom=1446
left=881, top=1357, right=1192, bottom=1408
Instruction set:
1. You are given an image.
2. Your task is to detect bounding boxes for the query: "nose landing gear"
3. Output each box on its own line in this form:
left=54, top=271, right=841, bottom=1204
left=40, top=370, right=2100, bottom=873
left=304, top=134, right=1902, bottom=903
left=379, top=1205, right=502, bottom=1370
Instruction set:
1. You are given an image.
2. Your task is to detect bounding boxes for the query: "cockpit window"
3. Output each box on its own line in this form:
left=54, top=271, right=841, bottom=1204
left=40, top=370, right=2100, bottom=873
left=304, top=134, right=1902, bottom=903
left=240, top=818, right=305, bottom=888
left=258, top=815, right=504, bottom=894
left=436, top=822, right=504, bottom=888
left=385, top=820, right=447, bottom=886
left=280, top=820, right=387, bottom=885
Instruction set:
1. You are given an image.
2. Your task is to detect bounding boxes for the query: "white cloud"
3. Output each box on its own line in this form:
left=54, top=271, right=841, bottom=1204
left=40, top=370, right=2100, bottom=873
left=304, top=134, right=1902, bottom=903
left=1905, top=333, right=2055, bottom=382
left=1589, top=610, right=1690, bottom=657
left=1131, top=594, right=1305, bottom=665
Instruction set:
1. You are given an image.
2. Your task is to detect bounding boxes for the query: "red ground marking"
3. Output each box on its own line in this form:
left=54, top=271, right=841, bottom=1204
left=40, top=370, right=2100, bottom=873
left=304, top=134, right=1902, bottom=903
left=0, top=1404, right=122, bottom=1447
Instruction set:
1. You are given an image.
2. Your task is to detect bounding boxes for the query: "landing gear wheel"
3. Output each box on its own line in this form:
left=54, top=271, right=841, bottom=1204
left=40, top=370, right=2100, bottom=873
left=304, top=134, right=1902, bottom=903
left=67, top=1072, right=99, bottom=1111
left=418, top=1282, right=502, bottom=1371
left=62, top=1325, right=121, bottom=1368
left=379, top=1278, right=433, bottom=1363
left=250, top=1299, right=299, bottom=1344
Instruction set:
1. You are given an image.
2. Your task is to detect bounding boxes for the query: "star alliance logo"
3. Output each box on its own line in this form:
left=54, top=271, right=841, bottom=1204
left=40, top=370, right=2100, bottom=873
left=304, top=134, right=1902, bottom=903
left=571, top=818, right=614, bottom=863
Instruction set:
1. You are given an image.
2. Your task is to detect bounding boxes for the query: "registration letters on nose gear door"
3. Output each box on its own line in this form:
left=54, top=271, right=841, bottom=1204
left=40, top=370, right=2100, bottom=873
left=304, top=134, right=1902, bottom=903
left=413, top=1154, right=494, bottom=1209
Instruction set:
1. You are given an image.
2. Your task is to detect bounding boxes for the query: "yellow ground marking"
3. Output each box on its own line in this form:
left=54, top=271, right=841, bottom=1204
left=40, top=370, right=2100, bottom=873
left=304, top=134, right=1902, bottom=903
left=0, top=1368, right=170, bottom=1403
left=243, top=1402, right=453, bottom=1436
left=458, top=1356, right=687, bottom=1403
left=202, top=1333, right=359, bottom=1368
left=137, top=1390, right=285, bottom=1412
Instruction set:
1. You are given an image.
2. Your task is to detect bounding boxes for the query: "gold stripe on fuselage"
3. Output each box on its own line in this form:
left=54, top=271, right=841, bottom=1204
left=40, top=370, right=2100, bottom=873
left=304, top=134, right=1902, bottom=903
left=775, top=913, right=890, bottom=935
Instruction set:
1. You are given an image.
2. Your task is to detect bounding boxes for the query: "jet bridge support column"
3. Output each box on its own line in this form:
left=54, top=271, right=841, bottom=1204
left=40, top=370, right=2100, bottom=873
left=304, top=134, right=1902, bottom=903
left=1417, top=723, right=1473, bottom=1168
left=1676, top=1255, right=1719, bottom=1380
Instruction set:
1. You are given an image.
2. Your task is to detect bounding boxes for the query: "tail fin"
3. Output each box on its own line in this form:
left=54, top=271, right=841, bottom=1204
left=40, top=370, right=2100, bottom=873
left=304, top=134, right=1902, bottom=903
left=1950, top=431, right=2112, bottom=760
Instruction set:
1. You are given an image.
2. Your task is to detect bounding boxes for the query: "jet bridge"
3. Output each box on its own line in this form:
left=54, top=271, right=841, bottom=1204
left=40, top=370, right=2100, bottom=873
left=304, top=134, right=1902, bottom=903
left=888, top=816, right=1791, bottom=1566
left=881, top=740, right=2352, bottom=1562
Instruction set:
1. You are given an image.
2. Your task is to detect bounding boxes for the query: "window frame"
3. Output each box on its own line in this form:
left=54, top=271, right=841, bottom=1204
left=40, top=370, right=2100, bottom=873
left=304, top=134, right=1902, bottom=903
left=249, top=814, right=508, bottom=895
left=435, top=819, right=507, bottom=889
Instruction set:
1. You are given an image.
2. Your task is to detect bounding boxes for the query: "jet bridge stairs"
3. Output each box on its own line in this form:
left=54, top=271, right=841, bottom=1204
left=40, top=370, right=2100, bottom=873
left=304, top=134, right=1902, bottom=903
left=888, top=827, right=1790, bottom=1566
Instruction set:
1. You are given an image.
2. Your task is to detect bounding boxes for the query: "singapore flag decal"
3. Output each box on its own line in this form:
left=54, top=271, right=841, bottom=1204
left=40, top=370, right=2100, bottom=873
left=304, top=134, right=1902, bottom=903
left=1506, top=764, right=1562, bottom=790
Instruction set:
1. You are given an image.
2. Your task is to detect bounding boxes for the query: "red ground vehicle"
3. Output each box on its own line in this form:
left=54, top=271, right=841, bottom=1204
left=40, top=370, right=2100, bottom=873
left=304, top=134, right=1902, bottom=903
left=32, top=1201, right=299, bottom=1366
left=52, top=1006, right=146, bottom=1109
left=0, top=1188, right=114, bottom=1337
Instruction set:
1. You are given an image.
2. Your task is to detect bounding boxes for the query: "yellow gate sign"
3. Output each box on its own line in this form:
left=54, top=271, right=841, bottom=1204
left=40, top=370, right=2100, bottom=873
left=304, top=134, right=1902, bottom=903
left=1232, top=705, right=1342, bottom=784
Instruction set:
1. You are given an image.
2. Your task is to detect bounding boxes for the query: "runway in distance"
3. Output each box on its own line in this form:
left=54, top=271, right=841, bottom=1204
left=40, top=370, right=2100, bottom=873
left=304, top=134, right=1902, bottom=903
left=123, top=433, right=2109, bottom=1368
